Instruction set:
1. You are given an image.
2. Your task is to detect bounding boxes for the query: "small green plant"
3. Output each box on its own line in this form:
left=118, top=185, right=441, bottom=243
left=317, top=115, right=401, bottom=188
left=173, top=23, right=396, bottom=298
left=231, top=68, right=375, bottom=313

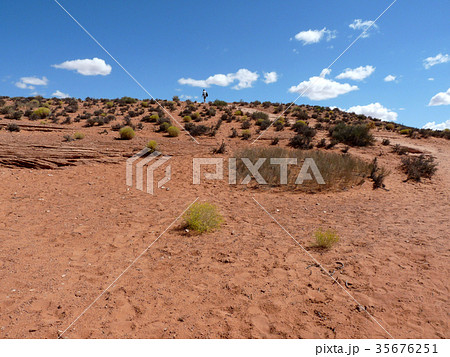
left=183, top=202, right=224, bottom=233
left=74, top=132, right=85, bottom=140
left=119, top=126, right=135, bottom=140
left=399, top=128, right=411, bottom=135
left=146, top=140, right=158, bottom=152
left=234, top=110, right=243, bottom=116
left=314, top=229, right=339, bottom=249
left=167, top=126, right=180, bottom=137
left=183, top=115, right=192, bottom=122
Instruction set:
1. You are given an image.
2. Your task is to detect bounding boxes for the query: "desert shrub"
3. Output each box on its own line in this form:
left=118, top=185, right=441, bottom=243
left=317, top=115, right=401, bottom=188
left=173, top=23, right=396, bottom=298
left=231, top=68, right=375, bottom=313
left=314, top=229, right=339, bottom=249
left=183, top=202, right=224, bottom=233
left=206, top=107, right=216, bottom=117
left=251, top=111, right=269, bottom=120
left=192, top=112, right=200, bottom=120
left=146, top=140, right=158, bottom=152
left=329, top=123, right=374, bottom=147
left=172, top=96, right=180, bottom=103
left=385, top=123, right=395, bottom=131
left=74, top=132, right=85, bottom=140
left=213, top=100, right=227, bottom=107
left=63, top=134, right=73, bottom=142
left=212, top=141, right=226, bottom=154
left=289, top=134, right=313, bottom=149
left=159, top=122, right=171, bottom=132
left=392, top=144, right=408, bottom=155
left=241, top=120, right=251, bottom=129
left=106, top=101, right=114, bottom=108
left=33, top=107, right=50, bottom=119
left=167, top=126, right=180, bottom=137
left=241, top=129, right=251, bottom=140
left=382, top=139, right=390, bottom=146
left=233, top=147, right=371, bottom=192
left=399, top=128, right=411, bottom=135
left=234, top=110, right=243, bottom=116
left=274, top=120, right=284, bottom=131
left=369, top=158, right=388, bottom=189
left=230, top=128, right=238, bottom=138
left=119, top=126, right=135, bottom=140
left=271, top=137, right=279, bottom=145
left=183, top=115, right=192, bottom=122
left=184, top=123, right=209, bottom=136
left=316, top=138, right=326, bottom=148
left=6, top=123, right=20, bottom=132
left=120, top=96, right=137, bottom=105
left=401, top=155, right=437, bottom=182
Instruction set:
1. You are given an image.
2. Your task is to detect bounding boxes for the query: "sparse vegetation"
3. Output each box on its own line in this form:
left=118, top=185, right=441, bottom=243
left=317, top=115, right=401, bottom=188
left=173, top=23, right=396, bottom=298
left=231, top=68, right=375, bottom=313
left=183, top=202, right=224, bottom=233
left=329, top=123, right=374, bottom=147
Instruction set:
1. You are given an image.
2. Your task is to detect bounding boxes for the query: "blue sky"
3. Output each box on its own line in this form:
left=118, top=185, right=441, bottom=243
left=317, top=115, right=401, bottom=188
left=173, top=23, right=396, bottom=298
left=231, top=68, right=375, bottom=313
left=1, top=0, right=449, bottom=129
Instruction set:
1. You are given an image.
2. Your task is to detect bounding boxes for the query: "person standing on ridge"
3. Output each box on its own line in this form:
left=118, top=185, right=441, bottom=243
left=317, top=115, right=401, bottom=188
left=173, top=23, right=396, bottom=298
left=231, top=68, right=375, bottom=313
left=202, top=89, right=208, bottom=103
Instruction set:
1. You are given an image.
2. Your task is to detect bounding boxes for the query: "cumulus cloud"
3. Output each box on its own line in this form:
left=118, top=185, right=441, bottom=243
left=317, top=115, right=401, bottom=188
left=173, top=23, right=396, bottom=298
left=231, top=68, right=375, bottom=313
left=423, top=53, right=449, bottom=69
left=347, top=102, right=398, bottom=122
left=15, top=76, right=48, bottom=90
left=52, top=58, right=112, bottom=76
left=294, top=28, right=336, bottom=45
left=336, top=65, right=375, bottom=81
left=289, top=76, right=358, bottom=100
left=263, top=71, right=278, bottom=84
left=384, top=74, right=396, bottom=82
left=178, top=68, right=259, bottom=90
left=349, top=19, right=378, bottom=38
left=422, top=119, right=450, bottom=130
left=428, top=88, right=450, bottom=106
left=320, top=68, right=331, bottom=78
left=52, top=90, right=70, bottom=98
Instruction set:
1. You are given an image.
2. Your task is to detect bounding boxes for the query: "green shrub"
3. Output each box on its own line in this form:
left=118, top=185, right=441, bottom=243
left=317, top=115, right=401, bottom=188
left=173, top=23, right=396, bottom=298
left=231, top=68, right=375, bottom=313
left=192, top=112, right=200, bottom=120
left=234, top=110, right=243, bottom=116
left=241, top=129, right=251, bottom=140
left=183, top=115, right=192, bottom=122
left=167, top=126, right=180, bottom=137
left=314, top=229, right=339, bottom=248
left=213, top=100, right=228, bottom=107
left=141, top=101, right=150, bottom=107
left=74, top=132, right=85, bottom=140
left=106, top=101, right=114, bottom=108
left=399, top=128, right=411, bottom=135
left=385, top=123, right=395, bottom=131
left=401, top=155, right=437, bottom=182
left=119, top=126, right=135, bottom=140
left=146, top=140, right=158, bottom=152
left=329, top=123, right=374, bottom=147
left=159, top=122, right=171, bottom=132
left=183, top=202, right=224, bottom=233
left=33, top=107, right=51, bottom=119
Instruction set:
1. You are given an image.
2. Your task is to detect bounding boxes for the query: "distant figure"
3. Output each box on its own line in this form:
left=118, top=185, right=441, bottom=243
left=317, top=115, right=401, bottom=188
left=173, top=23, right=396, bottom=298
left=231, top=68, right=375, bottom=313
left=202, top=89, right=208, bottom=103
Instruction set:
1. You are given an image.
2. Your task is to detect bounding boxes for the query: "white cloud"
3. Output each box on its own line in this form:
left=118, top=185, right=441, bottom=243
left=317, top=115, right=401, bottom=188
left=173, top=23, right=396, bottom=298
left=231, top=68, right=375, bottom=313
left=294, top=28, right=336, bottom=45
left=422, top=119, right=450, bottom=130
left=384, top=74, right=396, bottom=82
left=52, top=90, right=70, bottom=98
left=336, top=65, right=375, bottom=81
left=15, top=76, right=48, bottom=90
left=428, top=78, right=434, bottom=81
left=178, top=68, right=259, bottom=90
left=349, top=19, right=378, bottom=38
left=428, top=88, right=450, bottom=106
left=263, top=71, right=278, bottom=84
left=52, top=58, right=112, bottom=76
left=289, top=76, right=358, bottom=100
left=347, top=102, right=398, bottom=122
left=423, top=53, right=449, bottom=69
left=320, top=68, right=331, bottom=78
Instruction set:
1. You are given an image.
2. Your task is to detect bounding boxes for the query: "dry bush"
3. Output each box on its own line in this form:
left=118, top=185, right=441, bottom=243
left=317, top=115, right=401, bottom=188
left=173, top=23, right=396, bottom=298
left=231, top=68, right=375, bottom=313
left=233, top=147, right=371, bottom=192
left=401, top=155, right=437, bottom=182
left=183, top=202, right=224, bottom=233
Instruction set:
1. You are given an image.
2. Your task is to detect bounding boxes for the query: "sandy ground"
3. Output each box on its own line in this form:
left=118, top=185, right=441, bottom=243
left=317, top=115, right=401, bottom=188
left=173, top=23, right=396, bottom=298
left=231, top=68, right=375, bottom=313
left=0, top=102, right=449, bottom=339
